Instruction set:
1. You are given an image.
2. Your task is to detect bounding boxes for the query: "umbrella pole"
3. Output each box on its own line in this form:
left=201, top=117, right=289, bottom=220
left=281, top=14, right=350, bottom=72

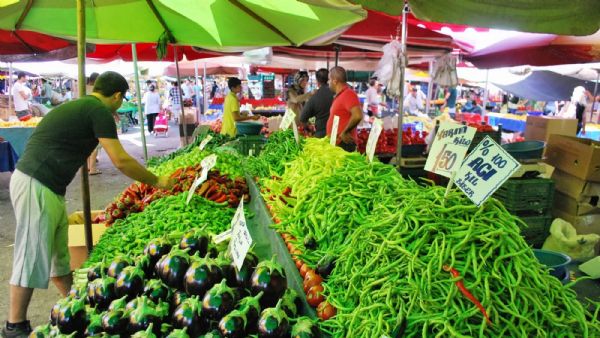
left=396, top=1, right=409, bottom=168
left=482, top=69, right=490, bottom=117
left=76, top=0, right=93, bottom=254
left=334, top=46, right=340, bottom=67
left=194, top=61, right=200, bottom=120
left=425, top=61, right=433, bottom=116
left=591, top=71, right=599, bottom=123
left=8, top=62, right=12, bottom=119
left=203, top=63, right=207, bottom=120
left=131, top=43, right=148, bottom=162
left=173, top=47, right=188, bottom=145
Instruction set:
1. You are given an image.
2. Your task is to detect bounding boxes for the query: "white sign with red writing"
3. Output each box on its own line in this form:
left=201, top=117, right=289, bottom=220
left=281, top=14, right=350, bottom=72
left=425, top=121, right=477, bottom=178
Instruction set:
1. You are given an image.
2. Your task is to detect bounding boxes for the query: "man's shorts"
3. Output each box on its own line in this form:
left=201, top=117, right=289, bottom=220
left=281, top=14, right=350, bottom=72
left=15, top=110, right=29, bottom=119
left=9, top=170, right=70, bottom=289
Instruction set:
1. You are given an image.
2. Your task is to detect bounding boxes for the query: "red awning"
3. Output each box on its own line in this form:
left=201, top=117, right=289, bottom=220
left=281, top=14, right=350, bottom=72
left=0, top=30, right=72, bottom=54
left=87, top=44, right=222, bottom=62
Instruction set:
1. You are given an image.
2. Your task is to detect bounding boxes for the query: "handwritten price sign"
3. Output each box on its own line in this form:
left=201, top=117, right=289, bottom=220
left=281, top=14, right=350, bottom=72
left=425, top=122, right=476, bottom=177
left=280, top=108, right=296, bottom=130
left=365, top=119, right=383, bottom=163
left=454, top=136, right=521, bottom=206
left=330, top=115, right=340, bottom=146
left=198, top=134, right=213, bottom=151
left=228, top=200, right=252, bottom=270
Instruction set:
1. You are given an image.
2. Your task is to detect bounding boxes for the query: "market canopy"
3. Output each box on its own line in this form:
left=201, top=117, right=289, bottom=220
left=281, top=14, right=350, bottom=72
left=345, top=0, right=600, bottom=36
left=163, top=62, right=240, bottom=77
left=493, top=70, right=598, bottom=101
left=0, top=29, right=95, bottom=62
left=0, top=0, right=366, bottom=49
left=87, top=44, right=222, bottom=62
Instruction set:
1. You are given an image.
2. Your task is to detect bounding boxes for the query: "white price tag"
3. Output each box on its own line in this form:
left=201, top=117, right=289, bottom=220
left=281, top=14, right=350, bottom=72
left=280, top=108, right=296, bottom=130
left=213, top=229, right=232, bottom=244
left=292, top=121, right=300, bottom=144
left=185, top=171, right=208, bottom=205
left=229, top=200, right=252, bottom=270
left=201, top=154, right=217, bottom=171
left=198, top=134, right=213, bottom=151
left=454, top=136, right=521, bottom=206
left=425, top=122, right=477, bottom=178
left=330, top=115, right=340, bottom=145
left=365, top=119, right=383, bottom=163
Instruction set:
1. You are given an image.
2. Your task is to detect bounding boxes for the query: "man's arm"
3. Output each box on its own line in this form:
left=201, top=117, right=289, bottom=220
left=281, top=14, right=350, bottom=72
left=340, top=105, right=363, bottom=143
left=300, top=97, right=316, bottom=124
left=231, top=108, right=259, bottom=122
left=99, top=138, right=173, bottom=189
left=19, top=89, right=29, bottom=100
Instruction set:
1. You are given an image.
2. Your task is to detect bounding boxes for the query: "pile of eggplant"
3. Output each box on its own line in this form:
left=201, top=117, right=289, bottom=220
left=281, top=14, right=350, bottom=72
left=32, top=229, right=321, bottom=337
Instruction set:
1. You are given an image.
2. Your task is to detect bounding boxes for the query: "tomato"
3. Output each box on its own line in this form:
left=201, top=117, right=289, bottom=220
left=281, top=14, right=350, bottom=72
left=286, top=242, right=294, bottom=252
left=299, top=264, right=311, bottom=278
left=290, top=248, right=301, bottom=256
left=295, top=259, right=303, bottom=269
left=306, top=285, right=324, bottom=307
left=303, top=273, right=323, bottom=292
left=317, top=301, right=336, bottom=320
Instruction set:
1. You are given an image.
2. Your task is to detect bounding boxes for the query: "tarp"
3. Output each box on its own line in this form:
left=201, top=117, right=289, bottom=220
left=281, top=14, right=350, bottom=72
left=493, top=70, right=598, bottom=101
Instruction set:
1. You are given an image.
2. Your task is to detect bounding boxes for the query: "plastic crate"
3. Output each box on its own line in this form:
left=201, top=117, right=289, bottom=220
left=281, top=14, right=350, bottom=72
left=235, top=135, right=267, bottom=156
left=493, top=178, right=554, bottom=213
left=518, top=214, right=552, bottom=248
left=468, top=129, right=501, bottom=153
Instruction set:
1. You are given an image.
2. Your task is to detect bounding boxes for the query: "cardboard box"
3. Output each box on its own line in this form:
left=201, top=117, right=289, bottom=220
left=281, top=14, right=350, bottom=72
left=68, top=210, right=107, bottom=270
left=552, top=169, right=600, bottom=201
left=545, top=135, right=600, bottom=182
left=554, top=191, right=600, bottom=216
left=524, top=115, right=577, bottom=142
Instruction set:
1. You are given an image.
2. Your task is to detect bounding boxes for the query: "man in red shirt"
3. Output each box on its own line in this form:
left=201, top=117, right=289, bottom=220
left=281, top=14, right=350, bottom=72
left=326, top=66, right=363, bottom=152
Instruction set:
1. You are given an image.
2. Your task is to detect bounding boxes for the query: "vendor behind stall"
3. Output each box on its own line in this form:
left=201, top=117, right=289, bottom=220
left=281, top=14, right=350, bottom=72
left=220, top=77, right=260, bottom=137
left=404, top=87, right=427, bottom=118
left=300, top=68, right=334, bottom=138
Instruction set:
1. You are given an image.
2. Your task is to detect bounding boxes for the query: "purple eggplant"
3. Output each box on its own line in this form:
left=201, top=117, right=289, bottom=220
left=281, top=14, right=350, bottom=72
left=179, top=229, right=210, bottom=257
left=102, top=308, right=128, bottom=335
left=156, top=247, right=191, bottom=289
left=218, top=309, right=248, bottom=338
left=237, top=292, right=263, bottom=335
left=29, top=324, right=52, bottom=338
left=183, top=254, right=223, bottom=297
left=250, top=257, right=287, bottom=308
left=87, top=277, right=117, bottom=311
left=115, top=265, right=146, bottom=300
left=214, top=255, right=236, bottom=286
left=257, top=299, right=290, bottom=338
left=107, top=256, right=134, bottom=279
left=166, top=327, right=190, bottom=338
left=127, top=296, right=169, bottom=335
left=143, top=279, right=172, bottom=305
left=108, top=295, right=129, bottom=312
left=171, top=290, right=190, bottom=310
left=87, top=259, right=109, bottom=282
left=202, top=279, right=237, bottom=321
left=67, top=284, right=88, bottom=300
left=50, top=297, right=71, bottom=326
left=57, top=297, right=87, bottom=335
left=230, top=252, right=259, bottom=289
left=280, top=288, right=302, bottom=318
left=291, top=316, right=321, bottom=338
left=84, top=311, right=104, bottom=336
left=144, top=237, right=172, bottom=268
left=131, top=323, right=158, bottom=338
left=136, top=254, right=155, bottom=279
left=171, top=295, right=205, bottom=336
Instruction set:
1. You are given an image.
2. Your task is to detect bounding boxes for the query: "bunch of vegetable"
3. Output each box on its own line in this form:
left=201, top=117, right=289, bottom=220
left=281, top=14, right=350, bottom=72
left=468, top=122, right=495, bottom=132
left=36, top=230, right=321, bottom=337
left=356, top=128, right=427, bottom=154
left=147, top=131, right=231, bottom=167
left=262, top=141, right=600, bottom=337
left=149, top=147, right=245, bottom=178
left=245, top=130, right=304, bottom=178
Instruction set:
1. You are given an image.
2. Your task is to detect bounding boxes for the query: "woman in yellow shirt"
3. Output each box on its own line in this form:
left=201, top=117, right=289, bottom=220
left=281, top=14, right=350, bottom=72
left=221, top=77, right=259, bottom=137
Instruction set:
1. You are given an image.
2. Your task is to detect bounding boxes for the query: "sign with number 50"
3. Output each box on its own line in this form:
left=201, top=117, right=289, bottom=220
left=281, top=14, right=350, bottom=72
left=425, top=121, right=477, bottom=177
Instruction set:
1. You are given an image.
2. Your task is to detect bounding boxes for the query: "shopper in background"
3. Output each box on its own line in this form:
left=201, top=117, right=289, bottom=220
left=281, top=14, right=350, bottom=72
left=2, top=71, right=174, bottom=338
left=571, top=86, right=592, bottom=135
left=326, top=66, right=363, bottom=152
left=12, top=72, right=31, bottom=119
left=169, top=81, right=183, bottom=123
left=182, top=79, right=194, bottom=100
left=300, top=68, right=334, bottom=138
left=403, top=87, right=427, bottom=117
left=365, top=78, right=386, bottom=117
left=86, top=73, right=102, bottom=176
left=210, top=81, right=218, bottom=99
left=41, top=78, right=53, bottom=104
left=143, top=85, right=161, bottom=134
left=441, top=86, right=457, bottom=118
left=287, top=71, right=312, bottom=123
left=220, top=77, right=260, bottom=137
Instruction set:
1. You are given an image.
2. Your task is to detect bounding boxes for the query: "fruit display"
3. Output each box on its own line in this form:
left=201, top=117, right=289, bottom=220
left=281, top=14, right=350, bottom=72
left=0, top=116, right=42, bottom=127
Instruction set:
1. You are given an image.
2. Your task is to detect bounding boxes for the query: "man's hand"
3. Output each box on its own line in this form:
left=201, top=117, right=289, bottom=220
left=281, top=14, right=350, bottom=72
left=251, top=115, right=261, bottom=120
left=340, top=131, right=353, bottom=144
left=156, top=175, right=175, bottom=190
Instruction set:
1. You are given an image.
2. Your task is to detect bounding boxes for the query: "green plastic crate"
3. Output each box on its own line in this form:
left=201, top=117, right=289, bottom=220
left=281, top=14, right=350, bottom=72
left=518, top=214, right=553, bottom=248
left=494, top=178, right=554, bottom=213
left=468, top=129, right=501, bottom=152
left=235, top=135, right=267, bottom=156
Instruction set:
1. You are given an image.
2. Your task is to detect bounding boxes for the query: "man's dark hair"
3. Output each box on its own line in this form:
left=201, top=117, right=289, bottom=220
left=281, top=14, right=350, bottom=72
left=92, top=71, right=129, bottom=97
left=172, top=81, right=179, bottom=87
left=17, top=72, right=26, bottom=80
left=228, top=77, right=242, bottom=90
left=88, top=72, right=99, bottom=85
left=41, top=78, right=48, bottom=83
left=316, top=68, right=328, bottom=85
left=369, top=78, right=377, bottom=87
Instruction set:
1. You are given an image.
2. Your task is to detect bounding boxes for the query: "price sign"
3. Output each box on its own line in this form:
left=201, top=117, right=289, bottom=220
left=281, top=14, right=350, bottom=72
left=201, top=154, right=217, bottom=172
left=280, top=108, right=296, bottom=130
left=425, top=122, right=477, bottom=178
left=229, top=200, right=253, bottom=270
left=185, top=170, right=208, bottom=205
left=365, top=119, right=383, bottom=162
left=198, top=134, right=213, bottom=150
left=292, top=121, right=300, bottom=144
left=213, top=229, right=232, bottom=244
left=330, top=115, right=340, bottom=145
left=454, top=136, right=521, bottom=206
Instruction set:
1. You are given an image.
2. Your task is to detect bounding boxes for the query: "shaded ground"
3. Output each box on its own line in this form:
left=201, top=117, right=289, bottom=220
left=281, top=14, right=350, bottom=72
left=0, top=121, right=181, bottom=327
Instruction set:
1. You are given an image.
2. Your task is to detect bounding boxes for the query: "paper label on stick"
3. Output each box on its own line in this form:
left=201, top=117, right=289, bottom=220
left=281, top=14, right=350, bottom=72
left=201, top=154, right=217, bottom=171
left=280, top=108, right=296, bottom=130
left=292, top=121, right=300, bottom=144
left=186, top=171, right=208, bottom=205
left=454, top=136, right=521, bottom=206
left=229, top=200, right=252, bottom=270
left=425, top=122, right=477, bottom=178
left=198, top=134, right=213, bottom=150
left=366, top=119, right=383, bottom=162
left=213, top=229, right=232, bottom=244
left=330, top=115, right=340, bottom=145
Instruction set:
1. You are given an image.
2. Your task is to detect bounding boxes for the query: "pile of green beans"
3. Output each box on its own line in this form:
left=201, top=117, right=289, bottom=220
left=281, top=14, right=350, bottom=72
left=245, top=130, right=305, bottom=178
left=263, top=141, right=600, bottom=337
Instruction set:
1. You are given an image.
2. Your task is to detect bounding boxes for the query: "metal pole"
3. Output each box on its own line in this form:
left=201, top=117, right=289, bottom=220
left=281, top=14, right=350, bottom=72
left=7, top=62, right=12, bottom=118
left=482, top=69, right=490, bottom=116
left=203, top=62, right=208, bottom=119
left=591, top=70, right=599, bottom=123
left=76, top=0, right=93, bottom=254
left=173, top=47, right=188, bottom=145
left=194, top=61, right=200, bottom=121
left=334, top=46, right=340, bottom=67
left=131, top=43, right=148, bottom=161
left=326, top=57, right=330, bottom=70
left=425, top=61, right=433, bottom=116
left=396, top=1, right=409, bottom=168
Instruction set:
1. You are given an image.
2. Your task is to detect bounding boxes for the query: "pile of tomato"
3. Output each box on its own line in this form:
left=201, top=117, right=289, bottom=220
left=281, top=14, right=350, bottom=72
left=356, top=127, right=427, bottom=154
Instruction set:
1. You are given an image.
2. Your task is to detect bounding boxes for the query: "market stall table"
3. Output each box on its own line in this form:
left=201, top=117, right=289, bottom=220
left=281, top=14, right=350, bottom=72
left=487, top=112, right=527, bottom=132
left=0, top=141, right=18, bottom=172
left=0, top=127, right=35, bottom=157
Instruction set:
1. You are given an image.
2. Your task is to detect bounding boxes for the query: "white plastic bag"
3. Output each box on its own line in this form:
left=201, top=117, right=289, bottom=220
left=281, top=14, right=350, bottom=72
left=542, top=218, right=600, bottom=261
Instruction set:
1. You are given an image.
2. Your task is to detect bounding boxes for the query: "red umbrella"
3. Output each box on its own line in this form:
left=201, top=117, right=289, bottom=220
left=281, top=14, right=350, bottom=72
left=466, top=31, right=600, bottom=68
left=0, top=29, right=94, bottom=62
left=87, top=44, right=222, bottom=62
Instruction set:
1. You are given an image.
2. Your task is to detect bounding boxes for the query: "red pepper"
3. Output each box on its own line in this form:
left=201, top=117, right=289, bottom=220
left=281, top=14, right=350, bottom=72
left=443, top=265, right=492, bottom=325
left=214, top=194, right=228, bottom=203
